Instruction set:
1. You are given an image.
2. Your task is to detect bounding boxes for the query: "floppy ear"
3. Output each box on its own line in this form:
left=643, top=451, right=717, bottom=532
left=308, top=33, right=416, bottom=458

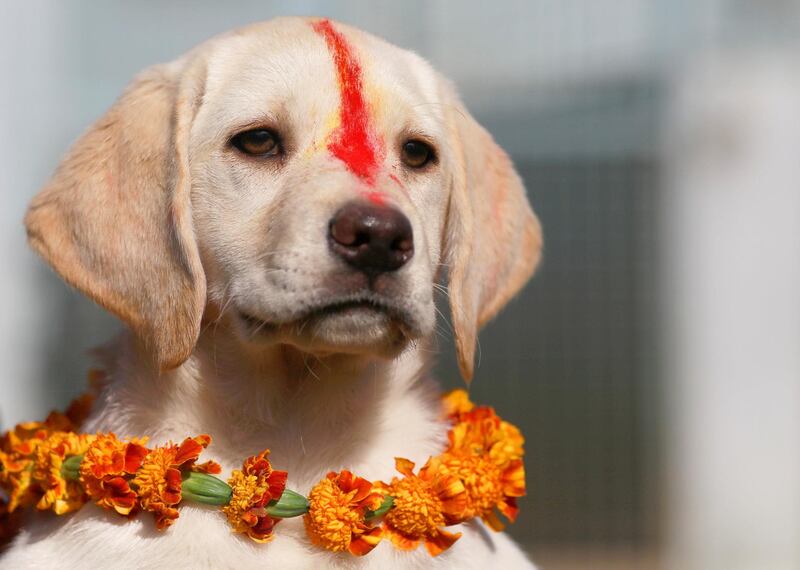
left=442, top=88, right=543, bottom=382
left=25, top=61, right=207, bottom=371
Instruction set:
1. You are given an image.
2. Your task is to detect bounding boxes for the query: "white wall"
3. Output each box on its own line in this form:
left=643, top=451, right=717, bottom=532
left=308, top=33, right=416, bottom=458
left=663, top=52, right=800, bottom=570
left=0, top=2, right=73, bottom=426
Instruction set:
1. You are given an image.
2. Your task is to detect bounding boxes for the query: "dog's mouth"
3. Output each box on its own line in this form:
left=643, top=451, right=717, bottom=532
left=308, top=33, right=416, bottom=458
left=239, top=299, right=396, bottom=331
left=237, top=295, right=419, bottom=355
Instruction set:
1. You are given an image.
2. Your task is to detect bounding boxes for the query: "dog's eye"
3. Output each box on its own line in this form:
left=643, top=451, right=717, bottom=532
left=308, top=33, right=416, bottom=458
left=231, top=129, right=281, bottom=157
left=401, top=140, right=435, bottom=168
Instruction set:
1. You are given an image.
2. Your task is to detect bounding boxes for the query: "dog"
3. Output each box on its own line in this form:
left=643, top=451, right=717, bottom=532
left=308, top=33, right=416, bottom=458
left=2, top=17, right=542, bottom=569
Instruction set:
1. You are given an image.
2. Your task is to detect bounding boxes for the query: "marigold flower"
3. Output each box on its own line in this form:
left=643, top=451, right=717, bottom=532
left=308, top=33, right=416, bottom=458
left=441, top=389, right=475, bottom=421
left=0, top=391, right=95, bottom=518
left=79, top=433, right=149, bottom=515
left=0, top=418, right=46, bottom=513
left=132, top=435, right=215, bottom=529
left=2, top=422, right=49, bottom=458
left=378, top=457, right=467, bottom=557
left=441, top=405, right=526, bottom=529
left=0, top=449, right=35, bottom=512
left=433, top=453, right=524, bottom=530
left=448, top=406, right=525, bottom=469
left=32, top=432, right=94, bottom=515
left=304, top=470, right=383, bottom=555
left=223, top=449, right=288, bottom=543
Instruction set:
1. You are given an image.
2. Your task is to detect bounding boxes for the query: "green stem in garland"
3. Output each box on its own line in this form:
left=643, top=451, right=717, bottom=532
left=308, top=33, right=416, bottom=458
left=61, top=455, right=83, bottom=481
left=265, top=489, right=310, bottom=518
left=181, top=471, right=233, bottom=506
left=364, top=495, right=394, bottom=521
left=59, top=455, right=380, bottom=522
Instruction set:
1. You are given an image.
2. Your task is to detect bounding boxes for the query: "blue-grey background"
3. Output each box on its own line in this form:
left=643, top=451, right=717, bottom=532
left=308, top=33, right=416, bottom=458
left=3, top=2, right=800, bottom=568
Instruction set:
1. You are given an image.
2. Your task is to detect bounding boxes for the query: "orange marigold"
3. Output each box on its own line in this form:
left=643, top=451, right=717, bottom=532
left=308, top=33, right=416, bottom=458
left=32, top=432, right=94, bottom=515
left=2, top=422, right=50, bottom=458
left=441, top=405, right=526, bottom=529
left=433, top=453, right=524, bottom=530
left=80, top=433, right=149, bottom=515
left=132, top=435, right=216, bottom=529
left=0, top=448, right=35, bottom=513
left=378, top=457, right=467, bottom=557
left=223, top=450, right=287, bottom=543
left=304, top=470, right=383, bottom=555
left=441, top=389, right=475, bottom=421
left=448, top=406, right=524, bottom=469
left=1, top=421, right=54, bottom=514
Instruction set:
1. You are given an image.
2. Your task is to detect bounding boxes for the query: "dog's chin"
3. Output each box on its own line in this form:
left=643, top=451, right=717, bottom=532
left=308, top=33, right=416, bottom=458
left=237, top=303, right=412, bottom=358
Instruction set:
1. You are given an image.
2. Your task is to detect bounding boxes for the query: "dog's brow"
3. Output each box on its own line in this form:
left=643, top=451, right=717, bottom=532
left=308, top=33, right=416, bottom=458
left=311, top=19, right=385, bottom=204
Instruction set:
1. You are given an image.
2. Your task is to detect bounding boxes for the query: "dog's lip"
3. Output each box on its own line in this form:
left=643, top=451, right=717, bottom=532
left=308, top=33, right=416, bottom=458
left=238, top=295, right=413, bottom=333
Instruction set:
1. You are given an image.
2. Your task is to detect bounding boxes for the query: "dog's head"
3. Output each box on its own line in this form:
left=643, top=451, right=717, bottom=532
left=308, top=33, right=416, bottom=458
left=25, top=18, right=541, bottom=381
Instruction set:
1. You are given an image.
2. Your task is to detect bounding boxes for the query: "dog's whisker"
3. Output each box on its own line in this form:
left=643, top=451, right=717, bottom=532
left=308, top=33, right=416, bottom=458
left=302, top=352, right=322, bottom=382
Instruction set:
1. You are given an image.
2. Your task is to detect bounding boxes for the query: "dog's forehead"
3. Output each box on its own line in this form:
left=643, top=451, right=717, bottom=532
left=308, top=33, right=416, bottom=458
left=195, top=18, right=445, bottom=139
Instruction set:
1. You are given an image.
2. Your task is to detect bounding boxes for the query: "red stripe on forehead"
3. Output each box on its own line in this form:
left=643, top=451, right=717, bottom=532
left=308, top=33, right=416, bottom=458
left=312, top=20, right=383, bottom=186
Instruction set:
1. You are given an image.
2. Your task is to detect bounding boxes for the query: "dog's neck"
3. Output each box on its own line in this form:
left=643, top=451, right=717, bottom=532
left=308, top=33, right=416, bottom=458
left=85, top=324, right=447, bottom=488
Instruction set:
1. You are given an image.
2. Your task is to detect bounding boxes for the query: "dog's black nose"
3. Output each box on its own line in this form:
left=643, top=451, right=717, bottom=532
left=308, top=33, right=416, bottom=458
left=329, top=201, right=414, bottom=274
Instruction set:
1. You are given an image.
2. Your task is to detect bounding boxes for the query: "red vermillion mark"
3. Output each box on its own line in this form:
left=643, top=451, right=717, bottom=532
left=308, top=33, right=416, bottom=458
left=312, top=20, right=384, bottom=199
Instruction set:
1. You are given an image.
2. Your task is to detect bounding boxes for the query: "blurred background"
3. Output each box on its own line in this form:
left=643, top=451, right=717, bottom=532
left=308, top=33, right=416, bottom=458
left=2, top=1, right=799, bottom=568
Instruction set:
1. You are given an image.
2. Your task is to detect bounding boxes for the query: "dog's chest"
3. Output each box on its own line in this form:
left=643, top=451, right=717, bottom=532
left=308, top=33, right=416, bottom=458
left=8, top=505, right=516, bottom=569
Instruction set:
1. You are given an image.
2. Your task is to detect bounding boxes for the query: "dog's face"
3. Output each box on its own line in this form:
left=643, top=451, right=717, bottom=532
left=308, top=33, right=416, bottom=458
left=191, top=20, right=448, bottom=356
left=25, top=18, right=541, bottom=380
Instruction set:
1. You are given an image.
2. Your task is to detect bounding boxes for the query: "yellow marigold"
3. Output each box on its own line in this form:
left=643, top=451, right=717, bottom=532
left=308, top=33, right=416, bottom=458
left=132, top=435, right=214, bottom=529
left=433, top=453, right=524, bottom=530
left=378, top=458, right=467, bottom=557
left=223, top=450, right=287, bottom=543
left=32, top=432, right=94, bottom=515
left=0, top=391, right=96, bottom=518
left=441, top=389, right=475, bottom=421
left=2, top=422, right=49, bottom=458
left=304, top=470, right=383, bottom=556
left=0, top=449, right=35, bottom=512
left=80, top=433, right=149, bottom=516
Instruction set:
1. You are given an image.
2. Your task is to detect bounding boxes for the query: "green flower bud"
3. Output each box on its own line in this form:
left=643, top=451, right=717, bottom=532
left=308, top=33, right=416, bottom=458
left=266, top=489, right=310, bottom=518
left=61, top=454, right=83, bottom=481
left=181, top=471, right=233, bottom=506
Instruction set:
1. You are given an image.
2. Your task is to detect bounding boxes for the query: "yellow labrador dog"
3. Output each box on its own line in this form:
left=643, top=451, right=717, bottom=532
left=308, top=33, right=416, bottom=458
left=3, top=17, right=541, bottom=569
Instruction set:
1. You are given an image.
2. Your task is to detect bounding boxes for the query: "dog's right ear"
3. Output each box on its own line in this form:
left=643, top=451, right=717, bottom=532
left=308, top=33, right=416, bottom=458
left=25, top=61, right=207, bottom=371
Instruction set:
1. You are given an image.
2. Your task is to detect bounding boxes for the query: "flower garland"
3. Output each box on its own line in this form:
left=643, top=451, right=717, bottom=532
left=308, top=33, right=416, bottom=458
left=0, top=381, right=525, bottom=557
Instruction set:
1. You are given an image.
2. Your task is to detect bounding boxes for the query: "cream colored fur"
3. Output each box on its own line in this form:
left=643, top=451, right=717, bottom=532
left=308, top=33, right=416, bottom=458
left=2, top=17, right=541, bottom=569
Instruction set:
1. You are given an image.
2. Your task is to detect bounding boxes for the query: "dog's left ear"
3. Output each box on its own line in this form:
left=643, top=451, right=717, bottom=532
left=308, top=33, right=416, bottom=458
left=441, top=84, right=543, bottom=383
left=25, top=60, right=207, bottom=371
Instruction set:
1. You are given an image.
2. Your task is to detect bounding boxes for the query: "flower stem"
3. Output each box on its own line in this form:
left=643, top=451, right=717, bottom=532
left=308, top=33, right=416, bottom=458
left=61, top=454, right=83, bottom=481
left=365, top=494, right=394, bottom=521
left=181, top=471, right=233, bottom=506
left=265, top=489, right=310, bottom=518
